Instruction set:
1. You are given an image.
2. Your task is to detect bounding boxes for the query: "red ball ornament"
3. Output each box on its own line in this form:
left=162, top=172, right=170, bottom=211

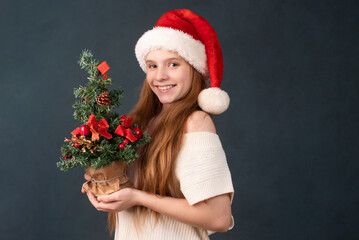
left=119, top=144, right=125, bottom=150
left=62, top=153, right=72, bottom=160
left=80, top=125, right=91, bottom=136
left=123, top=139, right=129, bottom=145
left=74, top=142, right=81, bottom=148
left=133, top=127, right=143, bottom=139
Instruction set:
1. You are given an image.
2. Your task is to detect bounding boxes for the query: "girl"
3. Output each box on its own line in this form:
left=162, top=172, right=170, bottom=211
left=82, top=9, right=234, bottom=239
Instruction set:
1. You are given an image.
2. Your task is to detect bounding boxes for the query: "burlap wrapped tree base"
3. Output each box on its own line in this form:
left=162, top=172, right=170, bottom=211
left=82, top=160, right=133, bottom=196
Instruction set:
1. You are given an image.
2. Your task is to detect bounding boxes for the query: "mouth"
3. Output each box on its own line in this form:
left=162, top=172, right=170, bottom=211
left=156, top=84, right=176, bottom=92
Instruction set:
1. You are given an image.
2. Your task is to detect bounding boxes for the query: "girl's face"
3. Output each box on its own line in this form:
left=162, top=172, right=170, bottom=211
left=145, top=49, right=192, bottom=108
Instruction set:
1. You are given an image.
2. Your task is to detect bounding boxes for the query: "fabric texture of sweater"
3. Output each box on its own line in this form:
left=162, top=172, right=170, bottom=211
left=114, top=132, right=234, bottom=240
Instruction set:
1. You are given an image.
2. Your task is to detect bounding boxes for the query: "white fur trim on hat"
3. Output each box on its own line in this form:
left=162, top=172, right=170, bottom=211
left=198, top=88, right=230, bottom=115
left=135, top=27, right=208, bottom=76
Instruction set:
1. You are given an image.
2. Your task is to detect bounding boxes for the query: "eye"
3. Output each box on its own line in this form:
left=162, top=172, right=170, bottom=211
left=169, top=62, right=179, bottom=67
left=148, top=64, right=157, bottom=69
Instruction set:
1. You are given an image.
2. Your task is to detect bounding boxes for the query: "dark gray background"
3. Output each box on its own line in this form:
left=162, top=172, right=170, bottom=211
left=0, top=0, right=358, bottom=239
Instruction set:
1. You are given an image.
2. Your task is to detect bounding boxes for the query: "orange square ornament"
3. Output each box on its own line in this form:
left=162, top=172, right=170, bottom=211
left=97, top=61, right=110, bottom=74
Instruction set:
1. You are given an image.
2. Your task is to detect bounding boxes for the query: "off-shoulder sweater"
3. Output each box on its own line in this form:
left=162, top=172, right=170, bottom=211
left=114, top=132, right=234, bottom=240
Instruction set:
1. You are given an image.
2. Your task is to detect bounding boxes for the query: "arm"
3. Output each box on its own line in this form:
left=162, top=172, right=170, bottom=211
left=86, top=188, right=232, bottom=232
left=137, top=190, right=232, bottom=232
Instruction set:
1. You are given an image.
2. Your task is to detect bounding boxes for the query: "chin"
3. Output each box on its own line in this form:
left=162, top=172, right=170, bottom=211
left=159, top=100, right=174, bottom=105
left=156, top=95, right=174, bottom=104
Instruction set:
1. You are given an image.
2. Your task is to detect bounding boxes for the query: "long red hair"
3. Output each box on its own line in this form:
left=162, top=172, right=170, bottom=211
left=108, top=66, right=206, bottom=234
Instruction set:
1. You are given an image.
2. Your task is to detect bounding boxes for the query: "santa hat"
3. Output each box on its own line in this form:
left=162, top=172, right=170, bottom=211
left=135, top=9, right=230, bottom=114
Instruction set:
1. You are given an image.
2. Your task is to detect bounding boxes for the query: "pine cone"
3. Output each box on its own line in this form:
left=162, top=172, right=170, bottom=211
left=96, top=91, right=111, bottom=107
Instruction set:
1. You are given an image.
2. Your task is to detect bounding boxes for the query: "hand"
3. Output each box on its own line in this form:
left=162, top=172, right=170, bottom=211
left=81, top=173, right=92, bottom=193
left=85, top=188, right=139, bottom=213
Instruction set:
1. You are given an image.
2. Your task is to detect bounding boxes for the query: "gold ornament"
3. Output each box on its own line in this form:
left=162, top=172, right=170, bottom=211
left=65, top=135, right=98, bottom=153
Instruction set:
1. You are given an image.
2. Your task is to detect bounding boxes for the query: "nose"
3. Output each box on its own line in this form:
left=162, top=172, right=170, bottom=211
left=155, top=66, right=169, bottom=81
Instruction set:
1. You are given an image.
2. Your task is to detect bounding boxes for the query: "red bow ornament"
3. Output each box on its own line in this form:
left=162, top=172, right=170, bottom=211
left=87, top=114, right=112, bottom=141
left=114, top=114, right=138, bottom=142
left=71, top=127, right=81, bottom=137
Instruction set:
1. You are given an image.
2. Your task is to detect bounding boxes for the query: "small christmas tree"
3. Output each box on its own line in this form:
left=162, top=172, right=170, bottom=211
left=57, top=49, right=149, bottom=172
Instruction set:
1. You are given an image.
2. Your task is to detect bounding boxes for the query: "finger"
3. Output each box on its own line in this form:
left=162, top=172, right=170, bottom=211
left=92, top=200, right=117, bottom=212
left=97, top=191, right=120, bottom=203
left=84, top=173, right=92, bottom=181
left=81, top=182, right=88, bottom=194
left=87, top=192, right=100, bottom=208
left=97, top=202, right=119, bottom=212
left=97, top=194, right=113, bottom=203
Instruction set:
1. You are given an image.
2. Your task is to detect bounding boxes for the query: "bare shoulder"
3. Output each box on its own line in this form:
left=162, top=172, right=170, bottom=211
left=185, top=110, right=216, bottom=133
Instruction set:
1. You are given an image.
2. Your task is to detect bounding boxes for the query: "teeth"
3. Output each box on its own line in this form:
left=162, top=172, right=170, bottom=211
left=158, top=85, right=174, bottom=90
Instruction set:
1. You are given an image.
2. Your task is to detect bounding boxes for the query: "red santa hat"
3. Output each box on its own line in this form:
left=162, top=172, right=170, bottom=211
left=135, top=9, right=230, bottom=114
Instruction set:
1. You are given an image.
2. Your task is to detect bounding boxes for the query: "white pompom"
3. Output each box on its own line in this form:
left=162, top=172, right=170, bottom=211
left=198, top=88, right=230, bottom=114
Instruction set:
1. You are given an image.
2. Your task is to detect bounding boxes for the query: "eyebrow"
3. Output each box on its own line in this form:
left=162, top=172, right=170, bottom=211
left=145, top=57, right=183, bottom=63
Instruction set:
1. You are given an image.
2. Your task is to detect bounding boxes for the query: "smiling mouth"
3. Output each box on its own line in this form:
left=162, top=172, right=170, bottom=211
left=156, top=85, right=176, bottom=91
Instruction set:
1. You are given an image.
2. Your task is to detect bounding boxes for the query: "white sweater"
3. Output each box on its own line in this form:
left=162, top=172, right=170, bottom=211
left=114, top=132, right=234, bottom=240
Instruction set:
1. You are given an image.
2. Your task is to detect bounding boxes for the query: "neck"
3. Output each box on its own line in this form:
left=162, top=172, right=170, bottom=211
left=160, top=103, right=171, bottom=113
